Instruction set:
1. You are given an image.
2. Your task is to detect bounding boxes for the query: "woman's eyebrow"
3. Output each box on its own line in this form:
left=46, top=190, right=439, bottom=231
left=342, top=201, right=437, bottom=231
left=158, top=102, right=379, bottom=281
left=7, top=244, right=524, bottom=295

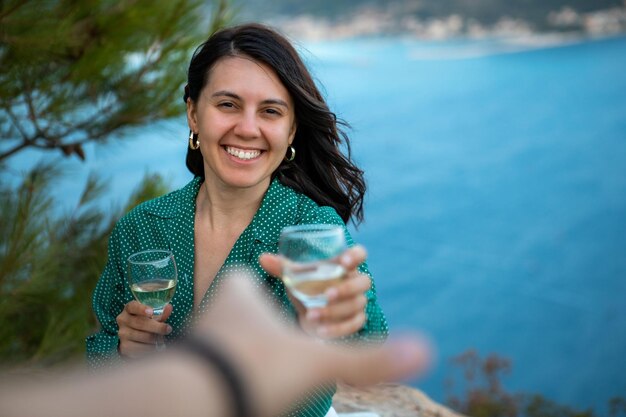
left=211, top=90, right=240, bottom=100
left=211, top=90, right=289, bottom=108
left=261, top=98, right=289, bottom=108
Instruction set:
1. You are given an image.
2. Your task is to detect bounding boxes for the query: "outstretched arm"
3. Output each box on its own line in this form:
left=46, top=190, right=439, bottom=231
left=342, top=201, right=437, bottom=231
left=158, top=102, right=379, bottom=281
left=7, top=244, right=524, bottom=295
left=1, top=278, right=431, bottom=417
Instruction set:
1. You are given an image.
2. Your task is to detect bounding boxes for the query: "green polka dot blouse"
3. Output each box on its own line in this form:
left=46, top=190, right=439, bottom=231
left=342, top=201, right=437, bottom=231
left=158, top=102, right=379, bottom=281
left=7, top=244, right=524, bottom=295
left=87, top=176, right=388, bottom=417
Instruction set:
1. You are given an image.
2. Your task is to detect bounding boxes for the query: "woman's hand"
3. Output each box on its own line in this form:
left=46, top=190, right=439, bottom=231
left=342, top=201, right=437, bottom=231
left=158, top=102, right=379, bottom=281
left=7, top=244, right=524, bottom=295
left=116, top=301, right=173, bottom=358
left=259, top=245, right=371, bottom=339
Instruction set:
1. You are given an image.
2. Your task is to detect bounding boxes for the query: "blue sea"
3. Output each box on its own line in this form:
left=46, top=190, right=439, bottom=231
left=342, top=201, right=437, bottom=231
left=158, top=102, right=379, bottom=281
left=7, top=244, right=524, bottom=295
left=7, top=34, right=626, bottom=412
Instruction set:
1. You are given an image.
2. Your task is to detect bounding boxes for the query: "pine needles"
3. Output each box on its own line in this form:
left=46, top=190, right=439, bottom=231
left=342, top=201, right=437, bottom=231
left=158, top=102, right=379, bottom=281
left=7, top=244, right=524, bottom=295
left=0, top=167, right=169, bottom=366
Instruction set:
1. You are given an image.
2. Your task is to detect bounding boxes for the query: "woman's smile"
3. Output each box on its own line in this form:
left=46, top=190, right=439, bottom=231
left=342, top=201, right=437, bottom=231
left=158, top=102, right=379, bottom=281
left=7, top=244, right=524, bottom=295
left=224, top=145, right=263, bottom=161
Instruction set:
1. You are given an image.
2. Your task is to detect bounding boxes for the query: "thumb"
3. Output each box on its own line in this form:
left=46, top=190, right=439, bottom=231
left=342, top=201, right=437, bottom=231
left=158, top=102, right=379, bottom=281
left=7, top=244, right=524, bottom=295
left=258, top=254, right=308, bottom=316
left=259, top=253, right=283, bottom=278
left=155, top=303, right=173, bottom=322
left=328, top=336, right=433, bottom=386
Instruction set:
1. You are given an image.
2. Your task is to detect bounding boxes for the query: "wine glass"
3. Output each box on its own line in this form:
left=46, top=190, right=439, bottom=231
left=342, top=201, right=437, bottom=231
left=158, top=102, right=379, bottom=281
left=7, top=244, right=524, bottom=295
left=127, top=249, right=178, bottom=350
left=278, top=224, right=347, bottom=309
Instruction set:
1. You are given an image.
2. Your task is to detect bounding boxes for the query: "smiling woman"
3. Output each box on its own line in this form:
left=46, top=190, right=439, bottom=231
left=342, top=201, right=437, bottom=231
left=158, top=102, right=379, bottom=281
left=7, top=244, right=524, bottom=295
left=187, top=56, right=297, bottom=191
left=87, top=23, right=388, bottom=417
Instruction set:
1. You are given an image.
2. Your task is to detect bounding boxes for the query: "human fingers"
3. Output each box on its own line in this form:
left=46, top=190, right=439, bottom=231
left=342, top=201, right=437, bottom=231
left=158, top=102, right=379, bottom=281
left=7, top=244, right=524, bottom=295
left=306, top=274, right=369, bottom=335
left=119, top=340, right=161, bottom=359
left=337, top=245, right=367, bottom=271
left=118, top=303, right=173, bottom=335
left=192, top=277, right=432, bottom=417
left=259, top=253, right=311, bottom=322
left=118, top=327, right=158, bottom=345
left=117, top=329, right=171, bottom=358
left=315, top=310, right=367, bottom=339
left=258, top=253, right=282, bottom=278
left=124, top=300, right=155, bottom=317
left=259, top=246, right=367, bottom=280
left=118, top=322, right=165, bottom=357
left=307, top=293, right=367, bottom=325
left=117, top=303, right=173, bottom=356
left=154, top=303, right=173, bottom=322
left=326, top=335, right=433, bottom=386
left=325, top=272, right=371, bottom=304
left=259, top=246, right=367, bottom=279
left=194, top=278, right=323, bottom=417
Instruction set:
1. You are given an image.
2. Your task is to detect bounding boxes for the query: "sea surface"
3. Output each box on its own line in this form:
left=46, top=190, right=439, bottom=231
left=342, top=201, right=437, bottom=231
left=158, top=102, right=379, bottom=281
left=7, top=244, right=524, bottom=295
left=7, top=34, right=626, bottom=412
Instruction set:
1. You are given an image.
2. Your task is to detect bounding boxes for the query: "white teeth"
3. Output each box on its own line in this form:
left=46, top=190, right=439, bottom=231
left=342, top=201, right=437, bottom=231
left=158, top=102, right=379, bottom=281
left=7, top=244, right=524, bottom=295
left=225, top=146, right=261, bottom=160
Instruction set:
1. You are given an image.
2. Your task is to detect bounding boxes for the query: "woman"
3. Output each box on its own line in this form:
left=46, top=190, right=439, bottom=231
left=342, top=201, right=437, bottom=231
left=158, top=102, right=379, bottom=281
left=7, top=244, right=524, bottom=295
left=87, top=23, right=388, bottom=417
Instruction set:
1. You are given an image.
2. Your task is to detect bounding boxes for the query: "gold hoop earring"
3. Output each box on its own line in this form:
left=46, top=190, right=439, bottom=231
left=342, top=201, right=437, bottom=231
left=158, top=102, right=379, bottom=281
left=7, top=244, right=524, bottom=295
left=284, top=146, right=295, bottom=162
left=189, top=132, right=200, bottom=150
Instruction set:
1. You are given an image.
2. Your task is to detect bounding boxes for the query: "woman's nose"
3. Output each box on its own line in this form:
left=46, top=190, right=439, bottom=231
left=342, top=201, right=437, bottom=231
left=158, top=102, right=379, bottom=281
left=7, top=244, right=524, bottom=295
left=233, top=111, right=260, bottom=138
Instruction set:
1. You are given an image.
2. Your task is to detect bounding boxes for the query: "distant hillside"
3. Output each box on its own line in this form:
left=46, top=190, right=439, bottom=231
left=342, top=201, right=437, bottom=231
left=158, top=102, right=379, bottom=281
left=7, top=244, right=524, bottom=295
left=235, top=0, right=623, bottom=30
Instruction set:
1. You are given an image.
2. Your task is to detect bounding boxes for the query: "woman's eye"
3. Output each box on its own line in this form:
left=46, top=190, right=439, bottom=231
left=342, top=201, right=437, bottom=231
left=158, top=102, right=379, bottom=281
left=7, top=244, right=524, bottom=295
left=218, top=102, right=235, bottom=109
left=264, top=108, right=282, bottom=116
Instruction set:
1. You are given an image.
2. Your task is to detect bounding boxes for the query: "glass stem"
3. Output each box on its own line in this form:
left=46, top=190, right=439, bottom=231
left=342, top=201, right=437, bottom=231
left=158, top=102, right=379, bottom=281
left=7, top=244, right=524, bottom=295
left=152, top=311, right=166, bottom=351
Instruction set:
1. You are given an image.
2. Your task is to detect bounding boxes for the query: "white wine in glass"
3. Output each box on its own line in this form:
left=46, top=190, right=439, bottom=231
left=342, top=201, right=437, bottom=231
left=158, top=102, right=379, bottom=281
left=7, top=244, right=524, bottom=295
left=127, top=249, right=178, bottom=349
left=130, top=279, right=177, bottom=313
left=278, top=224, right=347, bottom=308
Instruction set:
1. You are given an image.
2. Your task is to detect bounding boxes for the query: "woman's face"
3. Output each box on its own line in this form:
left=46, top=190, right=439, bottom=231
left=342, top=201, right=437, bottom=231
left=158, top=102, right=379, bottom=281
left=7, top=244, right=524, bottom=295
left=186, top=56, right=296, bottom=192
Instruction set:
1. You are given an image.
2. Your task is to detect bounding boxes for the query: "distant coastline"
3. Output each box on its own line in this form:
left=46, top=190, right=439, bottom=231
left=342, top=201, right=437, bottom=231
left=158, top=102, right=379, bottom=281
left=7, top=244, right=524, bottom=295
left=263, top=6, right=626, bottom=42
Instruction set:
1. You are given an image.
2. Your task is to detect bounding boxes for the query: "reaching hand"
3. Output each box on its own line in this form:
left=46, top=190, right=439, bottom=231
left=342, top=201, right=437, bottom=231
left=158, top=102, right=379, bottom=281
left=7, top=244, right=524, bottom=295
left=194, top=277, right=432, bottom=417
left=0, top=277, right=432, bottom=417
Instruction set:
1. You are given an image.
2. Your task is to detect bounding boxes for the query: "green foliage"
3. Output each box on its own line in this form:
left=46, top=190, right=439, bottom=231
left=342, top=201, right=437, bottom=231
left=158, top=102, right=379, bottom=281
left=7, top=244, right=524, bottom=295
left=0, top=0, right=233, bottom=366
left=446, top=349, right=626, bottom=417
left=0, top=166, right=170, bottom=365
left=0, top=0, right=231, bottom=161
left=0, top=0, right=234, bottom=366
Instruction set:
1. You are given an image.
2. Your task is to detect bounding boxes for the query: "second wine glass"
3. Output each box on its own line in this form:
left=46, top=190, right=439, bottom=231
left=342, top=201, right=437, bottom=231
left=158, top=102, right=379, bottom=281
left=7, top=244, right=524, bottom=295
left=278, top=224, right=347, bottom=309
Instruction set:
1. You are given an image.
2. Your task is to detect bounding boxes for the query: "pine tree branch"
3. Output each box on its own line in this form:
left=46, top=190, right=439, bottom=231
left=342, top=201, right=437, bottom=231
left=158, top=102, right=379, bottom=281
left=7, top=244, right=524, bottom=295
left=0, top=140, right=30, bottom=160
left=0, top=0, right=233, bottom=163
left=3, top=105, right=30, bottom=142
left=0, top=105, right=38, bottom=160
left=23, top=89, right=47, bottom=143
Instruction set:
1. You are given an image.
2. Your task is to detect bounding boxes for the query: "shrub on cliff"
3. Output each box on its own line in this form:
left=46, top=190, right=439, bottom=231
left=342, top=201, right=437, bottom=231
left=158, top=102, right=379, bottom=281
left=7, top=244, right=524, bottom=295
left=446, top=349, right=626, bottom=417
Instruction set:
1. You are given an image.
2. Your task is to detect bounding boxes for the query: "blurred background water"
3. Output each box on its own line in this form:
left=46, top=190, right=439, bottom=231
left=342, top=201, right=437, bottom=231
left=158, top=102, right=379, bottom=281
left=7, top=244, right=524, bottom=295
left=311, top=35, right=626, bottom=411
left=307, top=34, right=626, bottom=412
left=8, top=34, right=626, bottom=412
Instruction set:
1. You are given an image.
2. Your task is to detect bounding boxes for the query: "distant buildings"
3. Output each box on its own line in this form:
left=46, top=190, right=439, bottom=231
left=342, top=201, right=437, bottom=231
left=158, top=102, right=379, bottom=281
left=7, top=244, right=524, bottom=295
left=269, top=5, right=626, bottom=40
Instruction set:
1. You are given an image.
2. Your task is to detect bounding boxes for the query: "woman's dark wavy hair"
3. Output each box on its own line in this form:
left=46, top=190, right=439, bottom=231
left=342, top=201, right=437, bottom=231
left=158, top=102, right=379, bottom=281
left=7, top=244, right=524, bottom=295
left=183, top=23, right=366, bottom=225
